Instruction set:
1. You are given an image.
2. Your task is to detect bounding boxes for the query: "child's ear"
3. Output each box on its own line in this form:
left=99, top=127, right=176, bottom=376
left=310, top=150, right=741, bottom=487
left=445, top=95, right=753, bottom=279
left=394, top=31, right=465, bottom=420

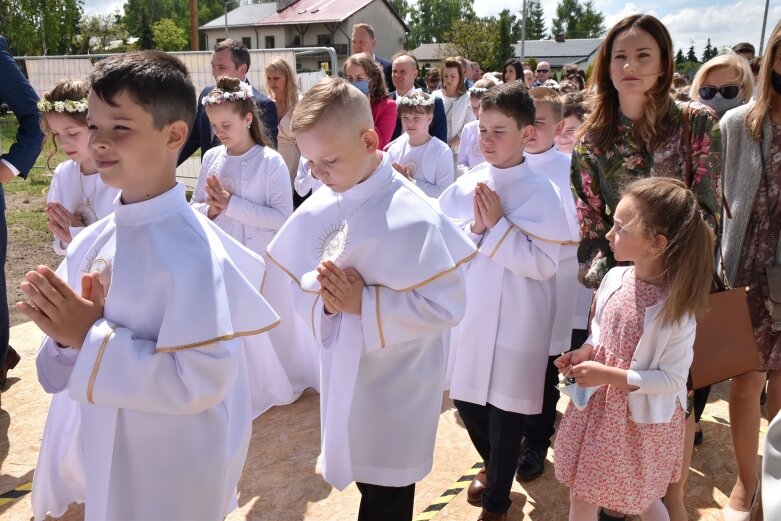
left=555, top=119, right=565, bottom=137
left=650, top=233, right=668, bottom=254
left=360, top=128, right=379, bottom=153
left=166, top=120, right=189, bottom=152
left=520, top=124, right=535, bottom=145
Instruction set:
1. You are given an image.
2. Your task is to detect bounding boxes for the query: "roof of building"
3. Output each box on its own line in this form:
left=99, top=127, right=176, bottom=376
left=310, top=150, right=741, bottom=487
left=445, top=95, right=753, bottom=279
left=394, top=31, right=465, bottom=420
left=409, top=43, right=449, bottom=62
left=513, top=38, right=604, bottom=67
left=201, top=0, right=408, bottom=31
left=200, top=3, right=279, bottom=29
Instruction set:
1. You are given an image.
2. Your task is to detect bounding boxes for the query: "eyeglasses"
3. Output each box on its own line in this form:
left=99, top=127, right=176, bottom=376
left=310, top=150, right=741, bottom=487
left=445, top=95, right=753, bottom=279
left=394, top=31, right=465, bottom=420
left=698, top=84, right=740, bottom=100
left=537, top=69, right=549, bottom=73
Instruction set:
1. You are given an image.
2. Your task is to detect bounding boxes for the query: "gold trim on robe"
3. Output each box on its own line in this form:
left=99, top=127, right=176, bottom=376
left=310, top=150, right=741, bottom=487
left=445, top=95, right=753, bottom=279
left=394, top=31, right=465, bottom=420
left=375, top=286, right=386, bottom=348
left=156, top=321, right=280, bottom=352
left=87, top=325, right=118, bottom=404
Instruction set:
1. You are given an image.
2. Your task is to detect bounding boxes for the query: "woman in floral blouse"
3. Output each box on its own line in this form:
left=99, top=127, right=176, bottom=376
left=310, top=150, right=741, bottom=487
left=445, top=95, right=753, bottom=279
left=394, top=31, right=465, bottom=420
left=570, top=14, right=720, bottom=521
left=719, top=20, right=781, bottom=520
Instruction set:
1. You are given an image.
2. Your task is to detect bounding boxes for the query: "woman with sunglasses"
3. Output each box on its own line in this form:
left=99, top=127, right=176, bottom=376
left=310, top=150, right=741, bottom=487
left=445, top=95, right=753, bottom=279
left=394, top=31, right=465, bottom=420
left=570, top=14, right=720, bottom=521
left=685, top=52, right=754, bottom=452
left=719, top=19, right=781, bottom=521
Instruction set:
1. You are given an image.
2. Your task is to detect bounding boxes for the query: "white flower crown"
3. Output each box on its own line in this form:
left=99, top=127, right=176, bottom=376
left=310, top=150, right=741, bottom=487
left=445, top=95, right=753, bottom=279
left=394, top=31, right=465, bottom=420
left=37, top=98, right=88, bottom=113
left=398, top=95, right=435, bottom=107
left=202, top=82, right=253, bottom=106
left=469, top=87, right=488, bottom=95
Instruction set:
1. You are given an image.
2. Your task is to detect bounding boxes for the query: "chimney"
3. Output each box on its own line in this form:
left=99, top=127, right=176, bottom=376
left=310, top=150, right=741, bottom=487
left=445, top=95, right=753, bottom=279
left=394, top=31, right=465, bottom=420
left=554, top=34, right=565, bottom=43
left=277, top=0, right=299, bottom=12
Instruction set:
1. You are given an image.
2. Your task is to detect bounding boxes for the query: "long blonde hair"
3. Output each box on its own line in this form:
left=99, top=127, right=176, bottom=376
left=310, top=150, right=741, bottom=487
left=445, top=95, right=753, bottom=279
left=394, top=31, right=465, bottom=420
left=579, top=14, right=675, bottom=153
left=40, top=78, right=90, bottom=173
left=746, top=18, right=781, bottom=139
left=264, top=57, right=300, bottom=113
left=623, top=178, right=714, bottom=325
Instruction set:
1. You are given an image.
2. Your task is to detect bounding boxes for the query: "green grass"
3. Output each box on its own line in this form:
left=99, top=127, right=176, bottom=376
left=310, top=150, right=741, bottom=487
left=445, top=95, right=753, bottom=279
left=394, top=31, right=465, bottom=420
left=6, top=204, right=49, bottom=240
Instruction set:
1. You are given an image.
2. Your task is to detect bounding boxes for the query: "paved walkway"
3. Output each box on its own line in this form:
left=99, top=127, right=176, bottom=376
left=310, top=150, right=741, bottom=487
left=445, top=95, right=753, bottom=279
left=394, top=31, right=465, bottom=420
left=0, top=321, right=768, bottom=520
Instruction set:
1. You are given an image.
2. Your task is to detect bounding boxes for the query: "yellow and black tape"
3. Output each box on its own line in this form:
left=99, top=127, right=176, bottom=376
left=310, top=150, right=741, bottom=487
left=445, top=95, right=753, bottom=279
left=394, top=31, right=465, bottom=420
left=0, top=481, right=31, bottom=506
left=413, top=461, right=483, bottom=521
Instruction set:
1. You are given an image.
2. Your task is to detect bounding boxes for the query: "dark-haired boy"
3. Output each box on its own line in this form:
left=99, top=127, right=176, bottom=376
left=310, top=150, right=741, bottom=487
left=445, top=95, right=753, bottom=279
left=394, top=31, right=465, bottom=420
left=23, top=50, right=277, bottom=520
left=439, top=82, right=573, bottom=521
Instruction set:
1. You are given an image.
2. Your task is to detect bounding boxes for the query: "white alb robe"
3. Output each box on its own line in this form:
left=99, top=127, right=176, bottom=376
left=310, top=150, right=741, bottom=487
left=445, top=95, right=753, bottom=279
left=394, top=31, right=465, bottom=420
left=438, top=161, right=572, bottom=414
left=524, top=146, right=581, bottom=355
left=385, top=133, right=455, bottom=198
left=46, top=160, right=119, bottom=255
left=457, top=120, right=485, bottom=171
left=267, top=154, right=475, bottom=490
left=34, top=183, right=278, bottom=521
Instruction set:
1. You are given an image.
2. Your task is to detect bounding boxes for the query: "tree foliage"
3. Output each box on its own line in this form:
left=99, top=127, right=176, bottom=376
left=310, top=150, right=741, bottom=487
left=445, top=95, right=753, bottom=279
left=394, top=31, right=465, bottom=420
left=152, top=17, right=188, bottom=51
left=407, top=0, right=475, bottom=48
left=496, top=10, right=515, bottom=66
left=701, top=38, right=718, bottom=62
left=441, top=9, right=515, bottom=72
left=525, top=0, right=547, bottom=40
left=0, top=0, right=83, bottom=55
left=686, top=44, right=699, bottom=63
left=551, top=0, right=605, bottom=39
left=675, top=48, right=685, bottom=65
left=388, top=0, right=409, bottom=20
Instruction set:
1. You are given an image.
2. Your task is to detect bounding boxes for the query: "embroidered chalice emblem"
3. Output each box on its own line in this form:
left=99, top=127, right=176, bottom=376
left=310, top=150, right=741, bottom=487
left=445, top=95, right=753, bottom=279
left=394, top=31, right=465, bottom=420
left=404, top=161, right=418, bottom=179
left=472, top=142, right=482, bottom=156
left=81, top=248, right=114, bottom=297
left=318, top=220, right=349, bottom=263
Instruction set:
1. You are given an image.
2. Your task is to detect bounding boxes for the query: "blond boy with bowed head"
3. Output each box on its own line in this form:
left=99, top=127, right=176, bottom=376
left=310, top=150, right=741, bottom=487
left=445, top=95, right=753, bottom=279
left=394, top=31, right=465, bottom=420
left=266, top=77, right=475, bottom=521
left=514, top=87, right=582, bottom=483
left=438, top=81, right=574, bottom=521
left=22, top=51, right=279, bottom=521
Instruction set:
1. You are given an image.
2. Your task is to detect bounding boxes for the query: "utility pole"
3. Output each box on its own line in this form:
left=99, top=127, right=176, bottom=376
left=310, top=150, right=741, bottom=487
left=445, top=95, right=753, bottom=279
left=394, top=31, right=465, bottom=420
left=520, top=0, right=527, bottom=61
left=759, top=0, right=770, bottom=56
left=224, top=0, right=229, bottom=38
left=189, top=0, right=199, bottom=50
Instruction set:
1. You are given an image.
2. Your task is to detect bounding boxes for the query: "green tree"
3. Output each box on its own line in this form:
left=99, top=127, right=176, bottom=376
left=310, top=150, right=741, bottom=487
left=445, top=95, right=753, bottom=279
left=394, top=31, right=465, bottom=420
left=675, top=48, right=685, bottom=65
left=701, top=38, right=717, bottom=62
left=152, top=17, right=188, bottom=51
left=408, top=0, right=476, bottom=48
left=137, top=5, right=154, bottom=49
left=388, top=0, right=409, bottom=20
left=73, top=14, right=129, bottom=53
left=525, top=0, right=547, bottom=40
left=441, top=18, right=497, bottom=71
left=0, top=0, right=83, bottom=55
left=686, top=44, right=699, bottom=63
left=496, top=10, right=515, bottom=66
left=551, top=0, right=604, bottom=39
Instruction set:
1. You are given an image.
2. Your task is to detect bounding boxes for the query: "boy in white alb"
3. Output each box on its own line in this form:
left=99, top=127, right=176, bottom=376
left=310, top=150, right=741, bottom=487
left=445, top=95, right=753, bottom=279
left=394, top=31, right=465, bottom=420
left=266, top=78, right=475, bottom=521
left=438, top=82, right=572, bottom=520
left=385, top=91, right=454, bottom=198
left=514, top=87, right=582, bottom=482
left=22, top=51, right=278, bottom=521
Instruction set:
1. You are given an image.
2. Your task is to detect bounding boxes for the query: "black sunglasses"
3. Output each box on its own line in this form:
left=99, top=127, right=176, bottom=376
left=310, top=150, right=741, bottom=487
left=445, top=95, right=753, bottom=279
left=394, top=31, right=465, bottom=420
left=698, top=84, right=740, bottom=100
left=537, top=69, right=549, bottom=73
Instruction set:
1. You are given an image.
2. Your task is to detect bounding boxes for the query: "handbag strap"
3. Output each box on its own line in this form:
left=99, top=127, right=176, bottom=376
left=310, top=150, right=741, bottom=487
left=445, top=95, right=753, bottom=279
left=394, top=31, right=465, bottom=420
left=682, top=102, right=732, bottom=289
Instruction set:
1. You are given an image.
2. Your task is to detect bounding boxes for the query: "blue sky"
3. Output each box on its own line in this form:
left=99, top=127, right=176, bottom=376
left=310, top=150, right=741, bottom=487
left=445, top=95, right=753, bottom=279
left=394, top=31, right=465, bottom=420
left=84, top=0, right=780, bottom=56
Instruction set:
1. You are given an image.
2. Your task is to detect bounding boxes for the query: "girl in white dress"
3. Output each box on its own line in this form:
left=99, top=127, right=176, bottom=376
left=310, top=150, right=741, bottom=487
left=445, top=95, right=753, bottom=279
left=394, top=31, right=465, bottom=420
left=39, top=78, right=119, bottom=255
left=385, top=91, right=454, bottom=198
left=191, top=75, right=298, bottom=416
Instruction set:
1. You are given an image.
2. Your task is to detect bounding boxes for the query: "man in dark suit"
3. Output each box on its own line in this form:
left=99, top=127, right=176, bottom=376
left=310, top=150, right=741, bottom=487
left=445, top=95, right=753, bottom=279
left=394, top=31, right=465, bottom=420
left=388, top=52, right=447, bottom=144
left=351, top=23, right=394, bottom=91
left=0, top=35, right=44, bottom=387
left=179, top=39, right=278, bottom=165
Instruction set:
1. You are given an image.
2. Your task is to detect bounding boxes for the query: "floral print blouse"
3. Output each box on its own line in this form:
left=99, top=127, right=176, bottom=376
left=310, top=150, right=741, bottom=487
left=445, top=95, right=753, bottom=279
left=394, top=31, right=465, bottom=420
left=571, top=100, right=722, bottom=288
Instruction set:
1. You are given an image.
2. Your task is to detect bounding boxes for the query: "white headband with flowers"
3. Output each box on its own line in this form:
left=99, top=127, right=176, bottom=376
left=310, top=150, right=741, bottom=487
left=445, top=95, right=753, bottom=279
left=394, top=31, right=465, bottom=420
left=469, top=87, right=488, bottom=95
left=37, top=98, right=88, bottom=113
left=202, top=82, right=253, bottom=106
left=398, top=95, right=435, bottom=107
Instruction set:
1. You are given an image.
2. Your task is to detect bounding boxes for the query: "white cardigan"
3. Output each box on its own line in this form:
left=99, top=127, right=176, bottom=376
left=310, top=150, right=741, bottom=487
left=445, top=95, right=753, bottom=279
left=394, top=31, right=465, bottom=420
left=587, top=267, right=694, bottom=424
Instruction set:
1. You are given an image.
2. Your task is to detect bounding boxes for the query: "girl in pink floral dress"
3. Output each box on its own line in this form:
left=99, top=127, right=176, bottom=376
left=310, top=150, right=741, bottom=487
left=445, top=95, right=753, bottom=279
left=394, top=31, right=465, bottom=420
left=554, top=177, right=714, bottom=520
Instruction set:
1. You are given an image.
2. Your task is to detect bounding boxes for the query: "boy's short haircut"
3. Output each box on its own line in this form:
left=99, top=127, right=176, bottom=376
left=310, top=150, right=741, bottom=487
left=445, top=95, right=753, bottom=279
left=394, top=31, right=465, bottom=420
left=89, top=50, right=196, bottom=131
left=562, top=91, right=586, bottom=121
left=529, top=87, right=563, bottom=121
left=732, top=42, right=755, bottom=56
left=397, top=91, right=435, bottom=115
left=213, top=39, right=251, bottom=71
left=291, top=77, right=373, bottom=134
left=480, top=81, right=535, bottom=129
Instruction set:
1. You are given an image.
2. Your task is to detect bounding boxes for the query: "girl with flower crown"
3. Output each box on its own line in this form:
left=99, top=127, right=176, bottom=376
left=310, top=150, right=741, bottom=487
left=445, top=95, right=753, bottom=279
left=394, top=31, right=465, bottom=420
left=39, top=78, right=119, bottom=255
left=384, top=91, right=454, bottom=198
left=457, top=79, right=496, bottom=173
left=190, top=75, right=299, bottom=415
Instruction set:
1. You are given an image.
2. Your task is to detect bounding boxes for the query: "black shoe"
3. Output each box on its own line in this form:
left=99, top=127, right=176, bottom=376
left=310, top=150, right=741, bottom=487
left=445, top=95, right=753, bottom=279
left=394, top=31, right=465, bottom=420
left=0, top=346, right=20, bottom=388
left=598, top=509, right=627, bottom=521
left=515, top=445, right=546, bottom=482
left=694, top=424, right=704, bottom=446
